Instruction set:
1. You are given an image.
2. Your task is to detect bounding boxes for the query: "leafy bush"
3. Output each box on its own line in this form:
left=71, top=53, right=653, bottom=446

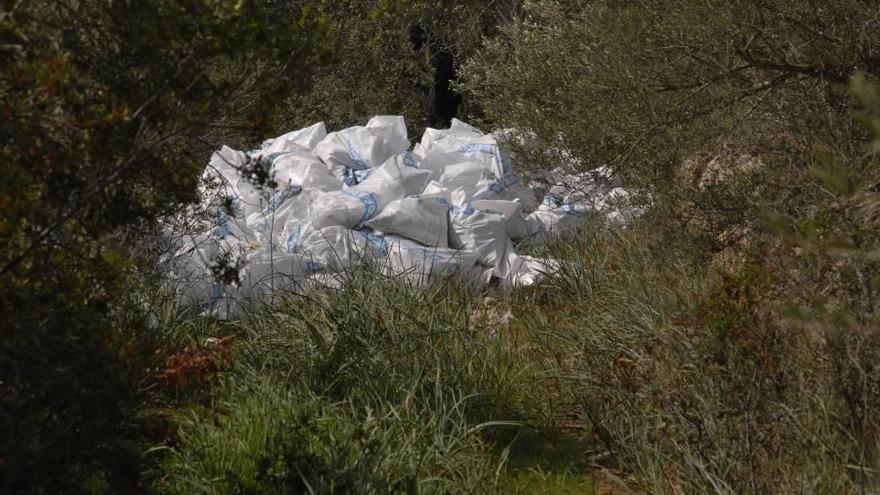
left=513, top=211, right=879, bottom=493
left=276, top=1, right=518, bottom=138
left=462, top=0, right=880, bottom=251
left=0, top=1, right=328, bottom=491
left=461, top=10, right=880, bottom=488
left=6, top=1, right=880, bottom=492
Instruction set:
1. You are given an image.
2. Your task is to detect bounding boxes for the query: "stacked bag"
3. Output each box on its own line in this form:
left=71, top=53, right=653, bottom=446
left=166, top=116, right=638, bottom=316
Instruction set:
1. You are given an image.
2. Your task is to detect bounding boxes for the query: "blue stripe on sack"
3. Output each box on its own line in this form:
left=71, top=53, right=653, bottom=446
left=448, top=202, right=475, bottom=217
left=429, top=196, right=471, bottom=217
left=355, top=231, right=389, bottom=256
left=344, top=128, right=371, bottom=169
left=343, top=190, right=378, bottom=230
left=214, top=210, right=232, bottom=239
left=211, top=282, right=223, bottom=300
left=341, top=167, right=373, bottom=186
left=261, top=151, right=293, bottom=166
left=544, top=192, right=562, bottom=207
left=255, top=186, right=302, bottom=235
left=285, top=224, right=302, bottom=253
left=220, top=195, right=242, bottom=215
left=499, top=151, right=512, bottom=176
left=402, top=151, right=418, bottom=168
left=343, top=168, right=358, bottom=186
left=457, top=143, right=512, bottom=177
left=488, top=174, right=520, bottom=194
left=306, top=260, right=323, bottom=272
left=405, top=245, right=444, bottom=263
left=458, top=143, right=496, bottom=155
left=560, top=203, right=587, bottom=216
left=263, top=186, right=302, bottom=216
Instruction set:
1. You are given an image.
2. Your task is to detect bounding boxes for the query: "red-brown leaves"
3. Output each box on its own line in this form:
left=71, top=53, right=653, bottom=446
left=156, top=336, right=234, bottom=390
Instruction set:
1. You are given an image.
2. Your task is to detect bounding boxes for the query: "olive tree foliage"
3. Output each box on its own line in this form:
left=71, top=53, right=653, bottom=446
left=461, top=2, right=880, bottom=490
left=461, top=0, right=880, bottom=251
left=0, top=1, right=328, bottom=492
left=277, top=0, right=520, bottom=138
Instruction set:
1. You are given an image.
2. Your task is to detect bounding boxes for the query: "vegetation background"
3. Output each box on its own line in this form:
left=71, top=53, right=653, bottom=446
left=1, top=0, right=879, bottom=493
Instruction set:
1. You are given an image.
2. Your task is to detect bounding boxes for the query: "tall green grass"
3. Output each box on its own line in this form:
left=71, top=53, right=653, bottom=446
left=148, top=266, right=570, bottom=494
left=147, top=214, right=879, bottom=493
left=518, top=220, right=880, bottom=494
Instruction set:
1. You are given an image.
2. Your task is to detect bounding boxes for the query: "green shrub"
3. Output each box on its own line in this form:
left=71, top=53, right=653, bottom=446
left=515, top=214, right=880, bottom=493
left=0, top=2, right=328, bottom=491
left=461, top=10, right=880, bottom=489
left=462, top=0, right=880, bottom=252
left=276, top=1, right=518, bottom=138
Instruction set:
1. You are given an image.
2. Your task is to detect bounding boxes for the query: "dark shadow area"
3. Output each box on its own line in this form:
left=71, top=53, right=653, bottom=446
left=410, top=24, right=462, bottom=127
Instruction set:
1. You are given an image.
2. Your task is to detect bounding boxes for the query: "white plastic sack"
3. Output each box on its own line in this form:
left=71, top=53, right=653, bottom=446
left=525, top=203, right=584, bottom=240
left=539, top=165, right=621, bottom=215
left=453, top=174, right=537, bottom=211
left=314, top=115, right=409, bottom=170
left=420, top=119, right=512, bottom=179
left=448, top=205, right=507, bottom=267
left=412, top=144, right=463, bottom=181
left=383, top=235, right=477, bottom=283
left=439, top=161, right=493, bottom=205
left=203, top=146, right=265, bottom=217
left=167, top=115, right=646, bottom=315
left=240, top=251, right=321, bottom=299
left=261, top=121, right=327, bottom=154
left=203, top=145, right=247, bottom=188
left=281, top=223, right=374, bottom=271
left=420, top=118, right=484, bottom=151
left=353, top=154, right=431, bottom=204
left=470, top=200, right=530, bottom=240
left=167, top=238, right=249, bottom=318
left=308, top=155, right=431, bottom=230
left=269, top=145, right=340, bottom=192
left=365, top=197, right=449, bottom=247
left=245, top=188, right=317, bottom=247
left=492, top=240, right=555, bottom=288
left=601, top=187, right=647, bottom=225
left=308, top=189, right=378, bottom=230
left=420, top=180, right=453, bottom=203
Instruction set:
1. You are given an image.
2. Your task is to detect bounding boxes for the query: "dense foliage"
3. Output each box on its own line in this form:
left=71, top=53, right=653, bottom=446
left=463, top=0, right=880, bottom=251
left=3, top=0, right=880, bottom=493
left=0, top=1, right=328, bottom=491
left=276, top=0, right=518, bottom=137
left=463, top=1, right=880, bottom=491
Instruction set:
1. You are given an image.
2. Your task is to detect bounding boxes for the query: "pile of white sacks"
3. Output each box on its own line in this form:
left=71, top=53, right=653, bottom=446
left=166, top=116, right=638, bottom=316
